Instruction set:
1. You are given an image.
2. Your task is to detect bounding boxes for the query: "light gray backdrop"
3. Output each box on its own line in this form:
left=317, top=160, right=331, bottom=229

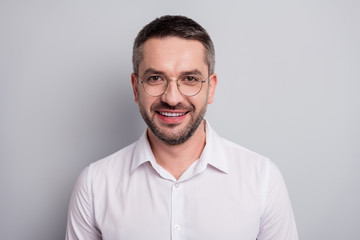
left=1, top=1, right=359, bottom=239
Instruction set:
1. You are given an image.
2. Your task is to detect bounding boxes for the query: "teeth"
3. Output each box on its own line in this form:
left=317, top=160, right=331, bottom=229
left=159, top=112, right=186, bottom=117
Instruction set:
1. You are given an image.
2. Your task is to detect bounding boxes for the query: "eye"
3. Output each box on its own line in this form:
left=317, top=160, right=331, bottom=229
left=145, top=75, right=165, bottom=85
left=180, top=75, right=201, bottom=85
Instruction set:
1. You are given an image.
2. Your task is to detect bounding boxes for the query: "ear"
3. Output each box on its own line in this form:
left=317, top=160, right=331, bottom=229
left=207, top=73, right=217, bottom=104
left=131, top=73, right=139, bottom=103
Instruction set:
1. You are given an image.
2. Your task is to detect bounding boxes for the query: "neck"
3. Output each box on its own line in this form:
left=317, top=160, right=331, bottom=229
left=147, top=121, right=206, bottom=180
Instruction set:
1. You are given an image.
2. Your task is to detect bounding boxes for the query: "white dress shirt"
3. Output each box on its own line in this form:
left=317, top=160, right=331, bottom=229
left=66, top=121, right=298, bottom=240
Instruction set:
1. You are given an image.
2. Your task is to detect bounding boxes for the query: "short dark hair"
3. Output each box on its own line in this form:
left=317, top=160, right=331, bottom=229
left=132, top=15, right=215, bottom=75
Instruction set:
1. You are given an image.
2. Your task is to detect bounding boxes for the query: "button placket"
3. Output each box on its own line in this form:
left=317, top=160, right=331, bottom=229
left=171, top=182, right=184, bottom=239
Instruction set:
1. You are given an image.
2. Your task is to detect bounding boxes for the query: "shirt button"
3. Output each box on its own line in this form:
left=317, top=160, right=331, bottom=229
left=174, top=224, right=181, bottom=231
left=174, top=183, right=179, bottom=188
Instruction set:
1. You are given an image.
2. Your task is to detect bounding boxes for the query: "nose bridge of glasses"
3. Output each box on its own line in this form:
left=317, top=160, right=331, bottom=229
left=165, top=77, right=181, bottom=93
left=160, top=77, right=184, bottom=104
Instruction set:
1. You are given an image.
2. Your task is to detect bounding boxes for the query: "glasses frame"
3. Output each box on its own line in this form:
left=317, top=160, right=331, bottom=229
left=136, top=74, right=210, bottom=97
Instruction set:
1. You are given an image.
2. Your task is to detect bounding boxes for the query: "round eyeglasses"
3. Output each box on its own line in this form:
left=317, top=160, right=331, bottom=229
left=136, top=73, right=209, bottom=97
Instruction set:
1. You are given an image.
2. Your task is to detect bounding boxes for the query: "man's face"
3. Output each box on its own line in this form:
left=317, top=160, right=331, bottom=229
left=131, top=37, right=217, bottom=145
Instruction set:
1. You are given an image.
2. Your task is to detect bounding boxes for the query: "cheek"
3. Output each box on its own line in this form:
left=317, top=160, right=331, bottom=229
left=138, top=94, right=158, bottom=110
left=190, top=96, right=208, bottom=111
left=137, top=88, right=147, bottom=103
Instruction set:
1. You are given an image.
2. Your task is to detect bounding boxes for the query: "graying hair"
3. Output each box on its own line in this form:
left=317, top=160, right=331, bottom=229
left=132, top=15, right=215, bottom=75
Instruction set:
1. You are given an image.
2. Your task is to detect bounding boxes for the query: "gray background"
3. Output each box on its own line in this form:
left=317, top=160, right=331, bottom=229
left=1, top=0, right=359, bottom=239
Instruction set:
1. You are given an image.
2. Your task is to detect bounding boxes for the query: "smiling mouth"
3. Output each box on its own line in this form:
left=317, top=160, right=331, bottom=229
left=157, top=111, right=188, bottom=117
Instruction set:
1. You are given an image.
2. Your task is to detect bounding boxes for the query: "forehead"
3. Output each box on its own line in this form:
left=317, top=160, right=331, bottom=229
left=139, top=37, right=208, bottom=75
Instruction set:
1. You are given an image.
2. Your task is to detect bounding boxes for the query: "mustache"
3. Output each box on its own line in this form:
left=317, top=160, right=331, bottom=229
left=151, top=101, right=194, bottom=111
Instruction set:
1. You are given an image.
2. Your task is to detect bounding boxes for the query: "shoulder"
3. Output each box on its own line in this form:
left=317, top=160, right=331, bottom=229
left=222, top=136, right=268, bottom=162
left=206, top=121, right=271, bottom=173
left=215, top=133, right=272, bottom=173
left=87, top=141, right=138, bottom=181
left=219, top=136, right=286, bottom=191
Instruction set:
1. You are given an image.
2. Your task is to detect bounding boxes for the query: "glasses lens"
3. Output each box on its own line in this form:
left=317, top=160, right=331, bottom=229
left=142, top=75, right=167, bottom=96
left=178, top=75, right=203, bottom=96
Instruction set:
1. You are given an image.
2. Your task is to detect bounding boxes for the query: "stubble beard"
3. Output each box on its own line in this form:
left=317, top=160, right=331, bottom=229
left=138, top=100, right=208, bottom=145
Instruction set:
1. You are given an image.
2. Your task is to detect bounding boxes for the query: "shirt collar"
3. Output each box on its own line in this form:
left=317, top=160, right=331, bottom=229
left=199, top=120, right=229, bottom=173
left=130, top=120, right=229, bottom=174
left=130, top=130, right=154, bottom=173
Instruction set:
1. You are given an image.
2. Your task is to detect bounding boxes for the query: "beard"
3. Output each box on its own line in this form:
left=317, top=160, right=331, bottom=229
left=138, top=100, right=207, bottom=145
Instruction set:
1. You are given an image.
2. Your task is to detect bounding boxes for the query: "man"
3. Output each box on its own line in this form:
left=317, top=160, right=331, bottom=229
left=66, top=15, right=298, bottom=240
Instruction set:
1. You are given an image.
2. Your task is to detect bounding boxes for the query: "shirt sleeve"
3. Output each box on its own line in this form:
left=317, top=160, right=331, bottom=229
left=65, top=166, right=102, bottom=240
left=257, top=160, right=299, bottom=240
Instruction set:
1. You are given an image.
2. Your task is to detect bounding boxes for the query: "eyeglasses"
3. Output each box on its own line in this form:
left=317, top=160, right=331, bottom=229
left=137, top=73, right=209, bottom=97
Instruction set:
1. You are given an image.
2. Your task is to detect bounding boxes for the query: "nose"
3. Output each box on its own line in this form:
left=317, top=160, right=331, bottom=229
left=160, top=79, right=184, bottom=106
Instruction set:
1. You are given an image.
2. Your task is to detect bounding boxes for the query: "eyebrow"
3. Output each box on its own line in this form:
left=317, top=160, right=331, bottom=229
left=142, top=68, right=164, bottom=76
left=142, top=68, right=204, bottom=78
